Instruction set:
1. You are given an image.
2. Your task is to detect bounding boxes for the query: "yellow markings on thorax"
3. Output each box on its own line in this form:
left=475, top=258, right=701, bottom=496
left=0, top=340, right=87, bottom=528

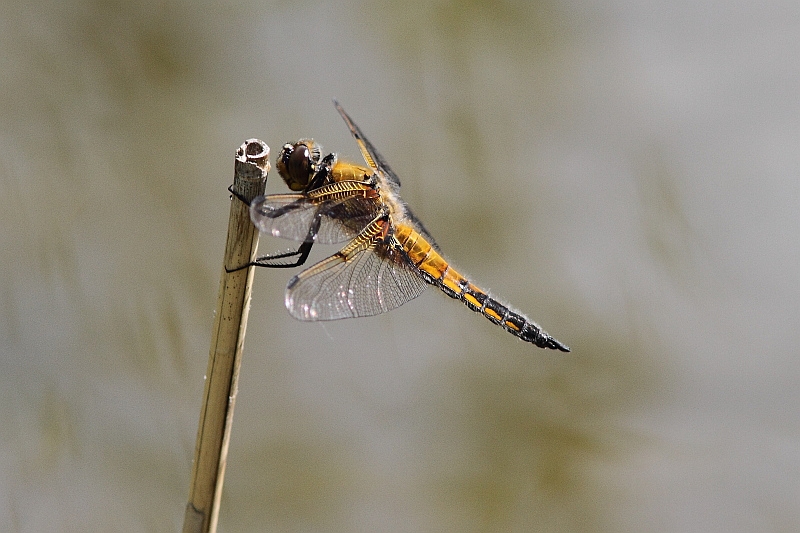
left=331, top=161, right=372, bottom=182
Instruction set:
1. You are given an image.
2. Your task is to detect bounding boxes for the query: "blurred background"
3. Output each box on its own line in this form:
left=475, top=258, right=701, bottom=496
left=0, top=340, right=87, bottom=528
left=2, top=0, right=799, bottom=531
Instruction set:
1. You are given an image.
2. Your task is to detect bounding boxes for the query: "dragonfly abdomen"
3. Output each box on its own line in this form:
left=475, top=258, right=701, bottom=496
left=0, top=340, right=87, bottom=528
left=393, top=224, right=569, bottom=351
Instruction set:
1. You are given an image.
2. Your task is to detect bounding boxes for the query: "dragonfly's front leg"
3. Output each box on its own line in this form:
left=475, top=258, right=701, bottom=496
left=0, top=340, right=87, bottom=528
left=226, top=177, right=378, bottom=272
left=226, top=185, right=323, bottom=272
left=249, top=210, right=322, bottom=269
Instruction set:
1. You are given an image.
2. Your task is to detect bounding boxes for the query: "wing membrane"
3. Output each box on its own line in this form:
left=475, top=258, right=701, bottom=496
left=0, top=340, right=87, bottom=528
left=334, top=100, right=403, bottom=189
left=285, top=243, right=427, bottom=321
left=250, top=193, right=379, bottom=244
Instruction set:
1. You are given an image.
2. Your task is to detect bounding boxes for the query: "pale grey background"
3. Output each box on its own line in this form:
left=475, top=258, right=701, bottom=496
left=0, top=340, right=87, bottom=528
left=2, top=0, right=798, bottom=531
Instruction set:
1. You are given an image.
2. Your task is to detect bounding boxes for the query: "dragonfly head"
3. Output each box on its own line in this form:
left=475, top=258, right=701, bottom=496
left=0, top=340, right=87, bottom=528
left=276, top=139, right=322, bottom=191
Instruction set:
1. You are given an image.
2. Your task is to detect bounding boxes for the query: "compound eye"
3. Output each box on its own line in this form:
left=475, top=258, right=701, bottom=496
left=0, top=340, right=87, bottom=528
left=277, top=141, right=315, bottom=191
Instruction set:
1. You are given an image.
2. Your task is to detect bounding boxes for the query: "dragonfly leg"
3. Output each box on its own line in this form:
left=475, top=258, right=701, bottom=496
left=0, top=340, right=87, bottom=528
left=225, top=205, right=323, bottom=272
left=228, top=184, right=253, bottom=206
left=250, top=238, right=315, bottom=269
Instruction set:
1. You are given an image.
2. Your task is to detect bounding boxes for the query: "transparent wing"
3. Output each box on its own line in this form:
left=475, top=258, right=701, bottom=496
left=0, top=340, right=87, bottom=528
left=334, top=100, right=403, bottom=189
left=250, top=193, right=379, bottom=244
left=285, top=242, right=427, bottom=321
left=333, top=101, right=441, bottom=250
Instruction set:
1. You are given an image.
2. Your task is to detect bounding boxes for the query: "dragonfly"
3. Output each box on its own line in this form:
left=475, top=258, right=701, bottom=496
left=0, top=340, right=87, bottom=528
left=245, top=101, right=569, bottom=351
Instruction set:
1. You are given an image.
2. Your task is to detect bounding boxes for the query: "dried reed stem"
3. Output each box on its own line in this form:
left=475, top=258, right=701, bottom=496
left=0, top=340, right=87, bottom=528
left=182, top=139, right=269, bottom=533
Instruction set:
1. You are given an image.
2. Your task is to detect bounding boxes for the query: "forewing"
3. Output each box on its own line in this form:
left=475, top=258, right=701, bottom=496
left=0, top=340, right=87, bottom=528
left=334, top=100, right=403, bottom=189
left=250, top=193, right=378, bottom=244
left=285, top=243, right=427, bottom=321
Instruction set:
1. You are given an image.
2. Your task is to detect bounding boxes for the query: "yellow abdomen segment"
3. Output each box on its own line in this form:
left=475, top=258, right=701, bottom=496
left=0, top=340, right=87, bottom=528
left=394, top=224, right=470, bottom=295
